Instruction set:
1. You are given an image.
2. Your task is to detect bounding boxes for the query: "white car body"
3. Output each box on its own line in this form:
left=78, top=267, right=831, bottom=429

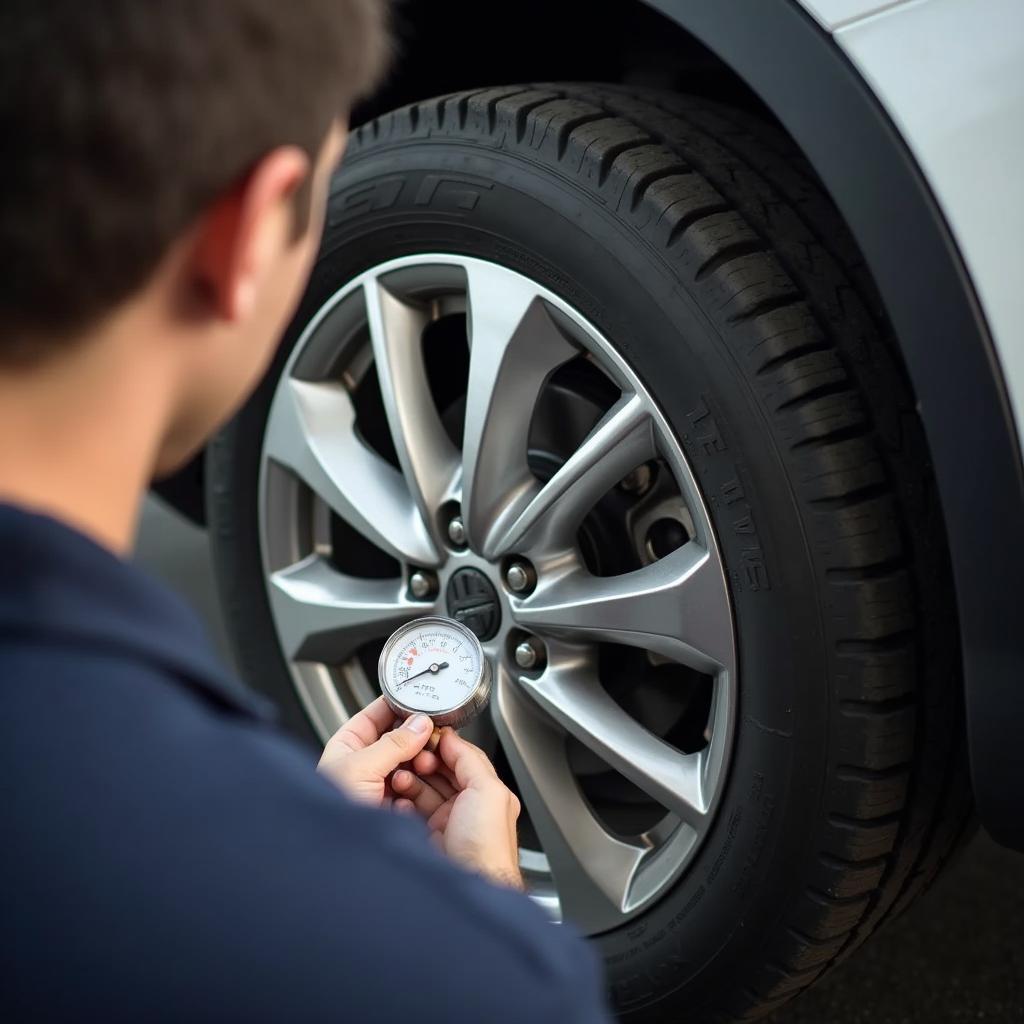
left=806, top=0, right=1024, bottom=461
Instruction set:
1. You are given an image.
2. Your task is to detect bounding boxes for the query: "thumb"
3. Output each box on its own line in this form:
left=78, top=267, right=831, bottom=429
left=351, top=713, right=434, bottom=778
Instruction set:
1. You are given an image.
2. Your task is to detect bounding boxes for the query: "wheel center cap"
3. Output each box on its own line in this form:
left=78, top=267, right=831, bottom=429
left=445, top=567, right=501, bottom=641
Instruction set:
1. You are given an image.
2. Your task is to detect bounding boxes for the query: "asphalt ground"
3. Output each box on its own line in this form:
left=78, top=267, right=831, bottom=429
left=137, top=497, right=1024, bottom=1024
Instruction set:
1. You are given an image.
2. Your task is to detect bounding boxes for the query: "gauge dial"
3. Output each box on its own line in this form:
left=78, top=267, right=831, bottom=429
left=378, top=616, right=491, bottom=729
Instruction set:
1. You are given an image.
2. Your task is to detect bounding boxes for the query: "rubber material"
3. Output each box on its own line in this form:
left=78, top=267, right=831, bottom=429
left=640, top=0, right=1024, bottom=851
left=151, top=452, right=205, bottom=526
left=208, top=84, right=974, bottom=1021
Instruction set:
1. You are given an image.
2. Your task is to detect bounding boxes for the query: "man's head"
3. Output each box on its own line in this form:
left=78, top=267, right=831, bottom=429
left=0, top=0, right=389, bottom=471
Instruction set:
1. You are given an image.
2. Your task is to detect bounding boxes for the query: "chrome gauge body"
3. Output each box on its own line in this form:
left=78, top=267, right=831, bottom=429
left=378, top=616, right=491, bottom=730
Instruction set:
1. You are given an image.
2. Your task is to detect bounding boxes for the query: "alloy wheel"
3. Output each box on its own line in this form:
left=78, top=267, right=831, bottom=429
left=258, top=255, right=737, bottom=934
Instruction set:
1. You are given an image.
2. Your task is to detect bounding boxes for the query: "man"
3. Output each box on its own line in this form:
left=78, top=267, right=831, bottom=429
left=0, top=3, right=611, bottom=1020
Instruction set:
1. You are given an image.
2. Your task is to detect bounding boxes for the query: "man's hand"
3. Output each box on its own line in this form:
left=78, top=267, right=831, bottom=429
left=391, top=728, right=523, bottom=890
left=318, top=701, right=523, bottom=890
left=317, top=696, right=434, bottom=807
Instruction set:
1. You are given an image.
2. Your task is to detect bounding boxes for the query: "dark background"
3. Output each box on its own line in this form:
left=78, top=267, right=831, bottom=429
left=138, top=498, right=1024, bottom=1023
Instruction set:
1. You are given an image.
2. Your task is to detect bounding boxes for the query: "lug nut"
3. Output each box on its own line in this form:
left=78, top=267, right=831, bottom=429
left=409, top=571, right=436, bottom=600
left=504, top=561, right=534, bottom=594
left=447, top=515, right=467, bottom=547
left=620, top=464, right=652, bottom=495
left=514, top=638, right=544, bottom=670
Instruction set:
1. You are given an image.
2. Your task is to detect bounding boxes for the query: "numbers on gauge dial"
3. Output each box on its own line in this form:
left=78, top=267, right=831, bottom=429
left=383, top=626, right=481, bottom=713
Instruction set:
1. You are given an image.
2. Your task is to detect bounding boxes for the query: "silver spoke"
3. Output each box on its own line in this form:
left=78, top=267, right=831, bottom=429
left=485, top=393, right=655, bottom=559
left=514, top=544, right=733, bottom=673
left=264, top=377, right=439, bottom=567
left=268, top=555, right=429, bottom=663
left=492, top=666, right=646, bottom=933
left=518, top=660, right=707, bottom=825
left=461, top=262, right=576, bottom=552
left=364, top=279, right=461, bottom=544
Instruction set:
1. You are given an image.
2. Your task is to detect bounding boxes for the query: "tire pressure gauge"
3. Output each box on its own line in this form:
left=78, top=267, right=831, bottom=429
left=378, top=616, right=492, bottom=744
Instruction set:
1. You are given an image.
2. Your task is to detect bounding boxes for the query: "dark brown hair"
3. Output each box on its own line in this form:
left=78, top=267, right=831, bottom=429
left=0, top=0, right=390, bottom=360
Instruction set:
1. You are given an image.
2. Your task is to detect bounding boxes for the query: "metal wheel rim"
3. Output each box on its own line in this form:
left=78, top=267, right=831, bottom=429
left=258, top=254, right=737, bottom=934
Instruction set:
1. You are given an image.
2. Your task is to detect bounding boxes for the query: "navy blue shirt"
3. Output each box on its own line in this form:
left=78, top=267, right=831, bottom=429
left=0, top=505, right=610, bottom=1022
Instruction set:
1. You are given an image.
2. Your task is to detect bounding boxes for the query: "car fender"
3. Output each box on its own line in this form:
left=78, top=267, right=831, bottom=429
left=642, top=0, right=1024, bottom=847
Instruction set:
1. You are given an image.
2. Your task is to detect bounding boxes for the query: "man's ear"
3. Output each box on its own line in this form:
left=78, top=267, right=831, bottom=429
left=190, top=146, right=311, bottom=323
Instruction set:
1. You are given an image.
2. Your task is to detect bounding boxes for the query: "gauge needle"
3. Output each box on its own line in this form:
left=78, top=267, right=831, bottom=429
left=396, top=661, right=449, bottom=688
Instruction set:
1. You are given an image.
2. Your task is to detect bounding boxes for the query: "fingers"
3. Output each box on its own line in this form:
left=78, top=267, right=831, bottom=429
left=410, top=749, right=437, bottom=775
left=391, top=769, right=448, bottom=817
left=411, top=749, right=447, bottom=777
left=421, top=772, right=457, bottom=801
left=426, top=800, right=453, bottom=835
left=437, top=728, right=500, bottom=791
left=347, top=713, right=435, bottom=777
left=323, top=697, right=397, bottom=755
left=395, top=767, right=456, bottom=801
left=410, top=751, right=458, bottom=793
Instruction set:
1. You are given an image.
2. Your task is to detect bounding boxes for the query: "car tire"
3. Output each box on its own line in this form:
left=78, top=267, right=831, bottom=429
left=207, top=84, right=974, bottom=1021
